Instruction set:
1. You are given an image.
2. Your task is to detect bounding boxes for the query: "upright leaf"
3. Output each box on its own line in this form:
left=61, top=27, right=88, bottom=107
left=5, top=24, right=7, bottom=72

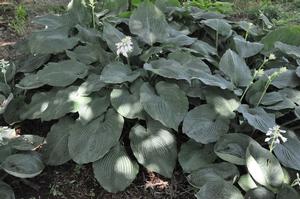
left=129, top=1, right=169, bottom=45
left=93, top=144, right=139, bottom=193
left=129, top=119, right=177, bottom=178
left=233, top=36, right=264, bottom=58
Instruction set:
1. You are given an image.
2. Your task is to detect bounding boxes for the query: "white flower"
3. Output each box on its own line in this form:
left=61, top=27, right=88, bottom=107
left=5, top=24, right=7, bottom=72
left=268, top=53, right=276, bottom=60
left=116, top=36, right=133, bottom=58
left=265, top=125, right=287, bottom=145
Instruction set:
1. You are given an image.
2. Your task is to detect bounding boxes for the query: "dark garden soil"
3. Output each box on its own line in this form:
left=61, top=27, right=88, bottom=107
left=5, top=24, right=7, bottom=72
left=0, top=1, right=196, bottom=198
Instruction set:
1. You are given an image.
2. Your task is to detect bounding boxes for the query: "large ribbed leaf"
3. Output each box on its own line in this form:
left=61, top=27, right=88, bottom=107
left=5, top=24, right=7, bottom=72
left=203, top=19, right=232, bottom=37
left=36, top=60, right=88, bottom=87
left=214, top=133, right=254, bottom=165
left=102, top=0, right=129, bottom=15
left=111, top=81, right=144, bottom=119
left=266, top=69, right=300, bottom=89
left=195, top=180, right=243, bottom=199
left=102, top=23, right=141, bottom=56
left=17, top=54, right=50, bottom=73
left=129, top=120, right=177, bottom=178
left=238, top=174, right=257, bottom=192
left=275, top=42, right=300, bottom=59
left=100, top=62, right=140, bottom=84
left=244, top=187, right=275, bottom=199
left=78, top=74, right=106, bottom=96
left=178, top=140, right=216, bottom=173
left=0, top=180, right=15, bottom=199
left=1, top=153, right=45, bottom=178
left=274, top=131, right=300, bottom=170
left=219, top=49, right=252, bottom=87
left=205, top=88, right=240, bottom=119
left=187, top=162, right=239, bottom=188
left=68, top=108, right=124, bottom=164
left=233, top=36, right=264, bottom=58
left=246, top=141, right=284, bottom=188
left=42, top=117, right=74, bottom=166
left=9, top=135, right=44, bottom=151
left=129, top=1, right=169, bottom=45
left=238, top=105, right=276, bottom=134
left=277, top=184, right=300, bottom=199
left=140, top=82, right=188, bottom=130
left=183, top=104, right=230, bottom=144
left=16, top=74, right=45, bottom=90
left=93, top=144, right=139, bottom=193
left=66, top=44, right=100, bottom=64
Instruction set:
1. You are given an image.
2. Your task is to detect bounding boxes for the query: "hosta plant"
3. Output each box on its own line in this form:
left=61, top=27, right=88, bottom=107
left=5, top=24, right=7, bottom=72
left=1, top=0, right=300, bottom=198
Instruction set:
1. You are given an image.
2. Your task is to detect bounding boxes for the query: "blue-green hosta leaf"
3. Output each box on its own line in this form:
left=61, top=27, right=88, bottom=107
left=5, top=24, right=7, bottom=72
left=144, top=58, right=210, bottom=84
left=155, top=0, right=180, bottom=13
left=78, top=74, right=106, bottom=96
left=0, top=145, right=12, bottom=164
left=0, top=180, right=15, bottom=199
left=183, top=104, right=230, bottom=144
left=233, top=36, right=264, bottom=58
left=129, top=119, right=177, bottom=178
left=37, top=60, right=88, bottom=87
left=1, top=153, right=45, bottom=178
left=238, top=105, right=276, bottom=134
left=16, top=73, right=45, bottom=90
left=67, top=0, right=91, bottom=26
left=163, top=28, right=196, bottom=47
left=140, top=82, right=188, bottom=130
left=187, top=162, right=239, bottom=188
left=204, top=88, right=240, bottom=119
left=197, top=73, right=235, bottom=90
left=246, top=141, right=284, bottom=188
left=66, top=44, right=99, bottom=64
left=9, top=135, right=44, bottom=151
left=93, top=144, right=139, bottom=193
left=28, top=30, right=79, bottom=54
left=279, top=88, right=300, bottom=105
left=3, top=96, right=25, bottom=125
left=273, top=131, right=300, bottom=171
left=275, top=42, right=300, bottom=59
left=168, top=51, right=211, bottom=74
left=111, top=85, right=144, bottom=119
left=68, top=108, right=124, bottom=164
left=219, top=49, right=252, bottom=87
left=277, top=184, right=300, bottom=199
left=214, top=133, right=255, bottom=165
left=42, top=117, right=74, bottom=166
left=261, top=25, right=300, bottom=52
left=17, top=54, right=50, bottom=73
left=245, top=76, right=268, bottom=105
left=297, top=66, right=300, bottom=78
left=100, top=62, right=140, bottom=84
left=238, top=21, right=262, bottom=36
left=195, top=180, right=243, bottom=199
left=238, top=174, right=257, bottom=192
left=244, top=186, right=275, bottom=199
left=190, top=40, right=218, bottom=57
left=265, top=69, right=300, bottom=89
left=129, top=1, right=169, bottom=45
left=203, top=19, right=232, bottom=37
left=178, top=140, right=216, bottom=173
left=102, top=23, right=141, bottom=57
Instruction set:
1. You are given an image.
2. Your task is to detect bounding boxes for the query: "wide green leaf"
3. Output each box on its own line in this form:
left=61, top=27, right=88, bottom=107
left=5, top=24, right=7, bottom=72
left=140, top=82, right=188, bottom=130
left=68, top=108, right=124, bottom=164
left=178, top=140, right=216, bottom=173
left=9, top=135, right=44, bottom=151
left=238, top=105, right=276, bottom=134
left=1, top=153, right=45, bottom=178
left=237, top=174, right=257, bottom=192
left=0, top=180, right=15, bottom=199
left=195, top=180, right=243, bottom=199
left=219, top=49, right=252, bottom=87
left=78, top=74, right=106, bottom=96
left=203, top=19, right=232, bottom=37
left=214, top=133, right=254, bottom=165
left=246, top=141, right=284, bottom=188
left=111, top=81, right=144, bottom=119
left=129, top=1, right=169, bottom=45
left=42, top=117, right=74, bottom=166
left=273, top=131, right=300, bottom=171
left=275, top=42, right=300, bottom=59
left=36, top=60, right=88, bottom=87
left=187, top=162, right=239, bottom=188
left=100, top=62, right=140, bottom=84
left=183, top=104, right=230, bottom=144
left=93, top=144, right=139, bottom=193
left=233, top=36, right=264, bottom=58
left=244, top=186, right=275, bottom=199
left=277, top=184, right=300, bottom=199
left=129, top=119, right=177, bottom=178
left=261, top=25, right=300, bottom=52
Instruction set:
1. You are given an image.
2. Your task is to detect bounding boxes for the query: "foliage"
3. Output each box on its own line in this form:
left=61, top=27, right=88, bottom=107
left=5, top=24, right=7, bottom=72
left=9, top=4, right=28, bottom=36
left=1, top=0, right=300, bottom=198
